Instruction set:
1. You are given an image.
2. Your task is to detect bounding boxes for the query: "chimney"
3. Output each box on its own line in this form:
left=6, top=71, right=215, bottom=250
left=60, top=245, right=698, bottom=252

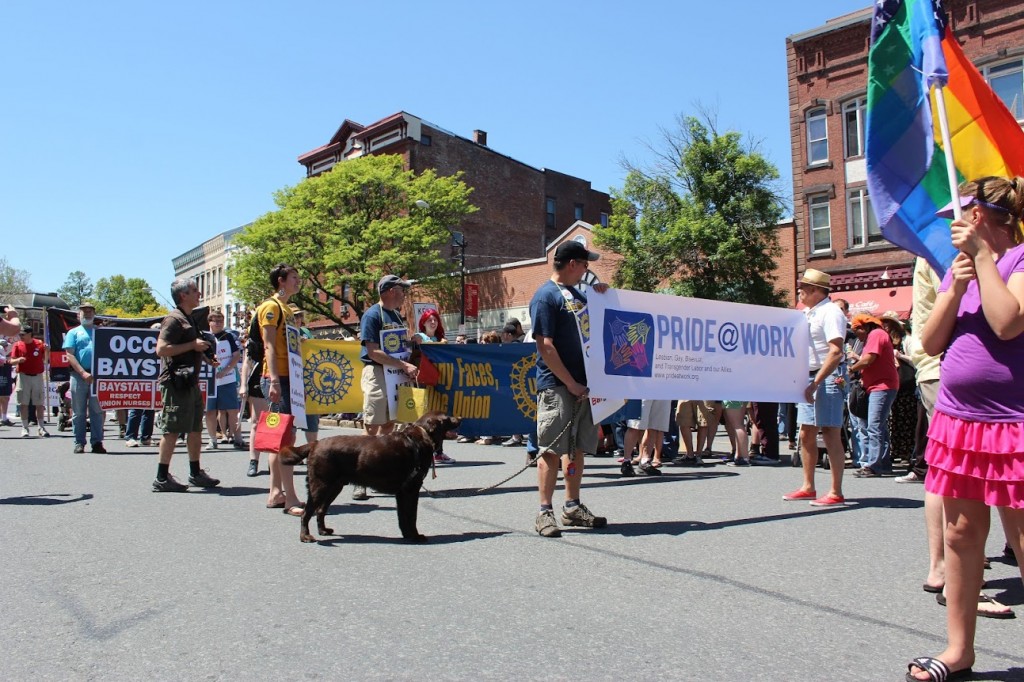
left=473, top=129, right=488, bottom=146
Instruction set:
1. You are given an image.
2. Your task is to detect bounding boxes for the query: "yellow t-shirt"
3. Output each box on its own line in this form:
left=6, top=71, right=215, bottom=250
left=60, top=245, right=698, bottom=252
left=255, top=297, right=294, bottom=377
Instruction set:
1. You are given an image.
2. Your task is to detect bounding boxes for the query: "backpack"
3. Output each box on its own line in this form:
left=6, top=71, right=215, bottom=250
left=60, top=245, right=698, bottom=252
left=245, top=299, right=284, bottom=365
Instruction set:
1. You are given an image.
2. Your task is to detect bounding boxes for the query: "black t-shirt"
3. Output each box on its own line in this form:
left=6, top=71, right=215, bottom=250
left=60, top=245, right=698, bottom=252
left=159, top=307, right=200, bottom=384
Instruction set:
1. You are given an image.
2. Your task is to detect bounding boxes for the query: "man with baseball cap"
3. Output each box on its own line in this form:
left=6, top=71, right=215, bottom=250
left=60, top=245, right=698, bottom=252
left=10, top=324, right=49, bottom=438
left=784, top=269, right=848, bottom=506
left=63, top=302, right=107, bottom=453
left=529, top=239, right=607, bottom=537
left=355, top=274, right=419, bottom=500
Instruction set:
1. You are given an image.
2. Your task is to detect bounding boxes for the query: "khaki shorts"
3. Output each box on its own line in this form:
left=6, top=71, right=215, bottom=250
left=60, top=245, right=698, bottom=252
left=696, top=400, right=721, bottom=427
left=161, top=384, right=203, bottom=434
left=16, top=373, right=45, bottom=406
left=361, top=364, right=391, bottom=425
left=537, top=385, right=598, bottom=455
left=676, top=400, right=697, bottom=432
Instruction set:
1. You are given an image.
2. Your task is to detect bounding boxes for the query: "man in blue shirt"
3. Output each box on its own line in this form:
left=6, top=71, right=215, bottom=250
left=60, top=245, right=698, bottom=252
left=62, top=302, right=106, bottom=454
left=528, top=241, right=608, bottom=538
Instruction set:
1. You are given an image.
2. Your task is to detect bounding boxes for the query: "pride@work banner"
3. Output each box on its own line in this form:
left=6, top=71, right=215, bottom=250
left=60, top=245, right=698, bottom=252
left=584, top=289, right=809, bottom=403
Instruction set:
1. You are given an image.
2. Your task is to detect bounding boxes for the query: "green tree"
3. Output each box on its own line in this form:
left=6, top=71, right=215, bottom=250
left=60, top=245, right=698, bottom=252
left=0, top=257, right=31, bottom=299
left=56, top=271, right=94, bottom=308
left=595, top=111, right=786, bottom=306
left=230, top=154, right=477, bottom=333
left=93, top=275, right=159, bottom=315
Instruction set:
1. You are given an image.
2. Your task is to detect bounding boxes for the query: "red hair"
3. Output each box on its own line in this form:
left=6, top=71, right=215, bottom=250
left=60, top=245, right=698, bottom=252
left=418, top=309, right=446, bottom=341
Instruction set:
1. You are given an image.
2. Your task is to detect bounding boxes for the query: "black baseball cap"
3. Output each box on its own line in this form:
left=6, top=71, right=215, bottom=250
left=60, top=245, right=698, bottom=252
left=554, top=241, right=599, bottom=262
left=378, top=274, right=411, bottom=294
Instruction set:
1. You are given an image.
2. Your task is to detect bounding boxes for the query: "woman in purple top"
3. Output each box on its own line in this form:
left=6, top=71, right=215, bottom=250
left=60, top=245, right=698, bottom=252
left=909, top=177, right=1024, bottom=682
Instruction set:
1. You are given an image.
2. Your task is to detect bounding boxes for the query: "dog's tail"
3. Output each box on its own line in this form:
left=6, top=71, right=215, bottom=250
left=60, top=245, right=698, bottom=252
left=279, top=442, right=313, bottom=466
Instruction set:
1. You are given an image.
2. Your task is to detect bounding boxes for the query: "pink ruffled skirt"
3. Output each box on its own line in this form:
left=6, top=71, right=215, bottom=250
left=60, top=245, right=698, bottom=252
left=924, top=410, right=1024, bottom=509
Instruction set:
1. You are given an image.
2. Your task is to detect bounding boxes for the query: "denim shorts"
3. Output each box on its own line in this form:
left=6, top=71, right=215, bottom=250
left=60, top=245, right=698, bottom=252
left=206, top=382, right=241, bottom=411
left=797, top=373, right=845, bottom=428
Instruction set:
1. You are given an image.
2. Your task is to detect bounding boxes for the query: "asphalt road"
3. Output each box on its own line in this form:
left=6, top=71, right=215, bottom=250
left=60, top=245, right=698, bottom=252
left=2, top=419, right=1022, bottom=681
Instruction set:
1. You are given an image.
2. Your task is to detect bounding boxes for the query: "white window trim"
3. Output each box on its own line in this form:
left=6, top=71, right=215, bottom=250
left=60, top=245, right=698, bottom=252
left=806, top=108, right=829, bottom=166
left=983, top=58, right=1024, bottom=122
left=847, top=188, right=883, bottom=249
left=842, top=97, right=866, bottom=159
left=809, top=194, right=832, bottom=253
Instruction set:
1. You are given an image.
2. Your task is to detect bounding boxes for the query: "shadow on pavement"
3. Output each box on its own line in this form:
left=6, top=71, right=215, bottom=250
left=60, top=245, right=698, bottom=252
left=0, top=493, right=94, bottom=505
left=981, top=577, right=1024, bottom=607
left=599, top=506, right=855, bottom=537
left=313, top=530, right=509, bottom=546
left=970, top=669, right=1024, bottom=681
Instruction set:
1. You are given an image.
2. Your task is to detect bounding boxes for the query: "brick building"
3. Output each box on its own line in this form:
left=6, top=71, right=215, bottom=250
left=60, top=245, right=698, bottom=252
left=296, top=112, right=613, bottom=333
left=784, top=1, right=1024, bottom=317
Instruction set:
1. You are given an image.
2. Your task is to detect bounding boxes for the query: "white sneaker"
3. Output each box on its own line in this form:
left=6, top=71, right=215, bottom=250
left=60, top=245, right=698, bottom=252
left=21, top=428, right=30, bottom=438
left=125, top=439, right=140, bottom=448
left=204, top=441, right=219, bottom=451
left=38, top=427, right=50, bottom=438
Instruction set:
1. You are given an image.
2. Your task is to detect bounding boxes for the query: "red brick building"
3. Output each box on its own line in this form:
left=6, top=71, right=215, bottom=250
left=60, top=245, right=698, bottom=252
left=297, top=112, right=612, bottom=334
left=784, top=1, right=1024, bottom=317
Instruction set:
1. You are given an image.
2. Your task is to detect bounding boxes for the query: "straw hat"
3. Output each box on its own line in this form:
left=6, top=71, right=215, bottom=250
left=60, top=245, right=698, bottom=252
left=798, top=269, right=831, bottom=291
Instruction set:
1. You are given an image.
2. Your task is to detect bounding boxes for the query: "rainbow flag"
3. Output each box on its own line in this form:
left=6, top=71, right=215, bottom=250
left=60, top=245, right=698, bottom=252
left=866, top=0, right=1024, bottom=276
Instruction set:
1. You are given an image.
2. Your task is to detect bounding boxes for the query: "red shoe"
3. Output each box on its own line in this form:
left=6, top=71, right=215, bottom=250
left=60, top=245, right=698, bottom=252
left=809, top=493, right=846, bottom=507
left=782, top=489, right=817, bottom=501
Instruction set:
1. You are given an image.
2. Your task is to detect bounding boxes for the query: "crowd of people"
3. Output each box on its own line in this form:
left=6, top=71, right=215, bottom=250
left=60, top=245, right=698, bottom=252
left=5, top=175, right=1024, bottom=682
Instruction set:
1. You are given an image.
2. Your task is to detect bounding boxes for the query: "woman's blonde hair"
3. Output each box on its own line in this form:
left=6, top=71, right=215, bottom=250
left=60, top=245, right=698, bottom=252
left=960, top=176, right=1024, bottom=241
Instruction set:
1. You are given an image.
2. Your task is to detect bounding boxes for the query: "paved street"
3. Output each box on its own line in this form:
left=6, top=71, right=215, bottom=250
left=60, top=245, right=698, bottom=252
left=2, top=419, right=1022, bottom=681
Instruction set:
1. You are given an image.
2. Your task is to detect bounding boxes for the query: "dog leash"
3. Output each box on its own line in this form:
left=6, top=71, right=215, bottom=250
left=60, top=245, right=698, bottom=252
left=421, top=397, right=583, bottom=499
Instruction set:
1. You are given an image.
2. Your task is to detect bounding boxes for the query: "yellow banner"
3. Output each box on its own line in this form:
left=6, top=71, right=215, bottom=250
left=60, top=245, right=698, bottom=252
left=301, top=339, right=363, bottom=414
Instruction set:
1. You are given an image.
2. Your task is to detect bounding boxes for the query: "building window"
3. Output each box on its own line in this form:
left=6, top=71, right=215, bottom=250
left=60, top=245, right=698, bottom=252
left=985, top=60, right=1023, bottom=121
left=421, top=134, right=432, bottom=146
left=574, top=203, right=584, bottom=221
left=809, top=194, right=831, bottom=253
left=806, top=108, right=828, bottom=165
left=599, top=212, right=609, bottom=228
left=842, top=98, right=866, bottom=158
left=848, top=189, right=882, bottom=248
left=545, top=197, right=557, bottom=229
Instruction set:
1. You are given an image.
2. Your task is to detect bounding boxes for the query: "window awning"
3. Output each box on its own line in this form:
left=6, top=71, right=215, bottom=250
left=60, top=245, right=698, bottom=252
left=834, top=286, right=912, bottom=319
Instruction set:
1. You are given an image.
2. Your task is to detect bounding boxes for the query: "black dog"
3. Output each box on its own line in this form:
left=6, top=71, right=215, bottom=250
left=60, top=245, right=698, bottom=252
left=280, top=412, right=460, bottom=543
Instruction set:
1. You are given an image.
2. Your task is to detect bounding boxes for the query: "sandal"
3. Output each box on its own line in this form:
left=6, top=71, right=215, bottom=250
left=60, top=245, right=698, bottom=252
left=266, top=497, right=286, bottom=509
left=283, top=505, right=305, bottom=517
left=906, top=656, right=973, bottom=681
left=935, top=591, right=1015, bottom=619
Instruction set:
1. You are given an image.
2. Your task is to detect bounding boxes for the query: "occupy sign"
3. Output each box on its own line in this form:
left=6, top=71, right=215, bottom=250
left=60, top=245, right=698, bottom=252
left=90, top=327, right=214, bottom=409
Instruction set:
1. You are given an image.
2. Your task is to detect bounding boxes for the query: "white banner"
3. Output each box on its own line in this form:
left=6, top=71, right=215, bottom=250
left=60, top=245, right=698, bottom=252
left=380, top=328, right=411, bottom=420
left=285, top=325, right=307, bottom=430
left=584, top=289, right=810, bottom=403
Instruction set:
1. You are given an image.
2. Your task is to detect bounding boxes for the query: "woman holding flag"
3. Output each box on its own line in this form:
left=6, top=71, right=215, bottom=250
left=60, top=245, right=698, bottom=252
left=910, top=177, right=1024, bottom=682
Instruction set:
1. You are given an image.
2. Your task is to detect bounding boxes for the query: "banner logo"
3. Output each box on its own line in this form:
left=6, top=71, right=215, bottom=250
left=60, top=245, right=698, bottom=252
left=304, top=348, right=355, bottom=408
left=604, top=310, right=655, bottom=377
left=510, top=355, right=537, bottom=420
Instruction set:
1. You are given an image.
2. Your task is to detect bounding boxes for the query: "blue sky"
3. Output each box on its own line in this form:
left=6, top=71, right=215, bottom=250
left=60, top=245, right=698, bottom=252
left=2, top=0, right=871, bottom=302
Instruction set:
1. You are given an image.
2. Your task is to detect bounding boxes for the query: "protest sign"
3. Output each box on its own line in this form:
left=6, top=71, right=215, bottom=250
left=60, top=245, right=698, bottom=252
left=419, top=343, right=536, bottom=438
left=380, top=328, right=411, bottom=421
left=91, top=327, right=214, bottom=409
left=585, top=289, right=809, bottom=403
left=302, top=339, right=362, bottom=414
left=286, top=325, right=307, bottom=429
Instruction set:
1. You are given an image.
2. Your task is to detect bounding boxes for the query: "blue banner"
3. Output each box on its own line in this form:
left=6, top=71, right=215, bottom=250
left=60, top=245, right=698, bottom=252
left=419, top=343, right=537, bottom=438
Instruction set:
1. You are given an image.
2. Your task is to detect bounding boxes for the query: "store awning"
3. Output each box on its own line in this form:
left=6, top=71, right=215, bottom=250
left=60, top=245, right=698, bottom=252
left=835, top=286, right=912, bottom=319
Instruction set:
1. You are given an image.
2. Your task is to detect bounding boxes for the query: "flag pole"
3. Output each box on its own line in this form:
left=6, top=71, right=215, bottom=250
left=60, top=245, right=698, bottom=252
left=933, top=84, right=963, bottom=221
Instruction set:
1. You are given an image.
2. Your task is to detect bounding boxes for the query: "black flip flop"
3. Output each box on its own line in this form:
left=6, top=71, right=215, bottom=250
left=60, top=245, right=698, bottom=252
left=935, top=592, right=1015, bottom=619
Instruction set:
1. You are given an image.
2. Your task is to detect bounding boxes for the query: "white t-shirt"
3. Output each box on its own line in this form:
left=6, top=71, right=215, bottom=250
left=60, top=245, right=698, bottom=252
left=213, top=334, right=239, bottom=387
left=804, top=298, right=847, bottom=371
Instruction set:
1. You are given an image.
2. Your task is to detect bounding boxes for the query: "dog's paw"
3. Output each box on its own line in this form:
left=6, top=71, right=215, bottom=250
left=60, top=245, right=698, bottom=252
left=319, top=526, right=334, bottom=536
left=300, top=533, right=318, bottom=543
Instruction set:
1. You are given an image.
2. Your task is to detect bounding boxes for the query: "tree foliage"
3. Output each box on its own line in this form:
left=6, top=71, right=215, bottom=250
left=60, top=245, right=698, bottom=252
left=0, top=257, right=31, bottom=299
left=56, top=271, right=94, bottom=308
left=594, top=111, right=786, bottom=306
left=230, top=154, right=477, bottom=333
left=93, top=275, right=159, bottom=315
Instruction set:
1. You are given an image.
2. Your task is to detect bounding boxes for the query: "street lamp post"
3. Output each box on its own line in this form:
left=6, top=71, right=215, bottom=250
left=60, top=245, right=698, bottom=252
left=451, top=231, right=467, bottom=325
